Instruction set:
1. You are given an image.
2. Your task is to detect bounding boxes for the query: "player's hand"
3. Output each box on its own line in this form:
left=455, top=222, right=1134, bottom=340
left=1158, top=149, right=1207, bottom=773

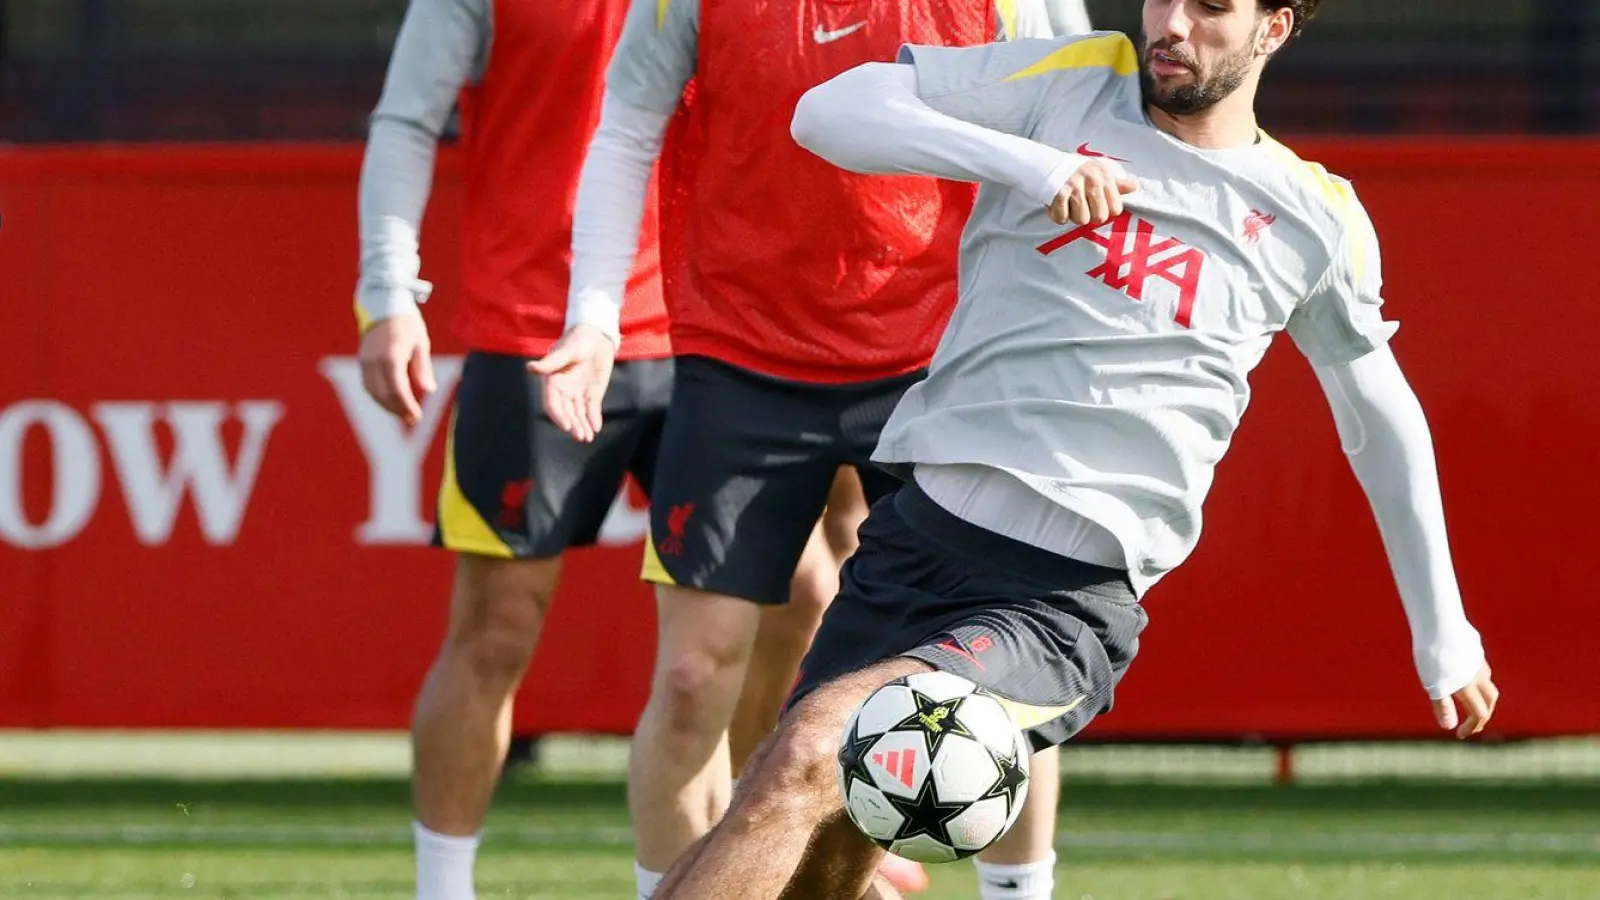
left=1432, top=663, right=1499, bottom=740
left=529, top=324, right=617, bottom=444
left=359, top=313, right=436, bottom=426
left=1048, top=161, right=1139, bottom=227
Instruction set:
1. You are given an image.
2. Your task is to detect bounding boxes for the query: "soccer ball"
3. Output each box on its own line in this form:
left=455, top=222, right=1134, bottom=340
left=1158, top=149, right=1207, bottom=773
left=836, top=671, right=1030, bottom=863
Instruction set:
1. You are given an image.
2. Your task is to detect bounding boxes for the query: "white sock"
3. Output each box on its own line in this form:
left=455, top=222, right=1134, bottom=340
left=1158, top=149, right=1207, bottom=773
left=634, top=861, right=665, bottom=900
left=413, top=821, right=479, bottom=900
left=975, top=852, right=1056, bottom=900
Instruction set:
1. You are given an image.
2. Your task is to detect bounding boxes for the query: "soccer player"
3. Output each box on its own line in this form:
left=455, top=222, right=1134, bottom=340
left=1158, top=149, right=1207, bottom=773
left=647, top=1, right=1502, bottom=897
left=532, top=1, right=1093, bottom=897
left=353, top=3, right=861, bottom=898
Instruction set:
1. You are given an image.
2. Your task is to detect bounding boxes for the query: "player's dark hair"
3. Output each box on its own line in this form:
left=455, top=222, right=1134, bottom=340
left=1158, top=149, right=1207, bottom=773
left=1258, top=0, right=1319, bottom=41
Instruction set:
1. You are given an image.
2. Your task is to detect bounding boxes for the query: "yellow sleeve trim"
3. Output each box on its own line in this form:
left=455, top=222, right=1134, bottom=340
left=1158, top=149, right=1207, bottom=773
left=353, top=296, right=374, bottom=336
left=995, top=0, right=1018, bottom=41
left=1003, top=33, right=1137, bottom=83
left=656, top=0, right=670, bottom=30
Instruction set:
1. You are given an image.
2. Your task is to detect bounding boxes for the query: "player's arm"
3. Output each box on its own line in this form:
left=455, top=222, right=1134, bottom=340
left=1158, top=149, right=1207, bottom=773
left=355, top=0, right=488, bottom=423
left=790, top=37, right=1135, bottom=227
left=1311, top=349, right=1495, bottom=737
left=1291, top=202, right=1497, bottom=739
left=1041, top=0, right=1093, bottom=36
left=1000, top=0, right=1093, bottom=40
left=535, top=0, right=699, bottom=442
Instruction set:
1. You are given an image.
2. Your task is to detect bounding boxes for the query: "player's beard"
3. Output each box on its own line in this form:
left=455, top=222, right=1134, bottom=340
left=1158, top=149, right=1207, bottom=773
left=1138, top=32, right=1254, bottom=117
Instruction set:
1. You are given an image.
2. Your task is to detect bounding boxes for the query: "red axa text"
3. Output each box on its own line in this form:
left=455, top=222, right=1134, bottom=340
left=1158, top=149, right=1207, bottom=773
left=1037, top=212, right=1205, bottom=328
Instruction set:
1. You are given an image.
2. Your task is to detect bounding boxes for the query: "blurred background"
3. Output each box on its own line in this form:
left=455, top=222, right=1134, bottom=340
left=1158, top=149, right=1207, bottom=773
left=2, top=0, right=1596, bottom=140
left=2, top=1, right=1598, bottom=898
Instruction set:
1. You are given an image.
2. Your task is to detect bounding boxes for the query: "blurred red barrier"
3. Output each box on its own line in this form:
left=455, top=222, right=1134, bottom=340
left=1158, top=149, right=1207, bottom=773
left=1, top=140, right=1596, bottom=741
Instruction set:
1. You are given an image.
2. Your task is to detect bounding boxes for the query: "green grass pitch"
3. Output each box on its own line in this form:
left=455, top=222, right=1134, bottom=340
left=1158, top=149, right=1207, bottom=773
left=2, top=778, right=1597, bottom=899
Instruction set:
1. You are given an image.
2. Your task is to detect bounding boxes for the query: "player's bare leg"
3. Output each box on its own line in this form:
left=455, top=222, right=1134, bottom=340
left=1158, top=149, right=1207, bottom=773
left=656, top=657, right=933, bottom=900
left=724, top=469, right=930, bottom=894
left=411, top=553, right=560, bottom=899
left=728, top=522, right=836, bottom=773
left=729, top=468, right=865, bottom=772
left=975, top=747, right=1060, bottom=899
left=629, top=586, right=763, bottom=890
left=782, top=813, right=908, bottom=900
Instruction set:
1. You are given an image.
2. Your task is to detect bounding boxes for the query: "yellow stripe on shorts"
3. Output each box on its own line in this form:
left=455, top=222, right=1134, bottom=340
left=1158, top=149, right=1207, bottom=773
left=995, top=694, right=1086, bottom=731
left=638, top=525, right=678, bottom=586
left=436, top=410, right=515, bottom=559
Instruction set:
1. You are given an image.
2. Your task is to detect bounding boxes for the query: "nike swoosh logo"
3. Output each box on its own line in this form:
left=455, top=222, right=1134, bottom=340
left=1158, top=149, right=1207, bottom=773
left=813, top=21, right=867, bottom=44
left=1076, top=142, right=1130, bottom=163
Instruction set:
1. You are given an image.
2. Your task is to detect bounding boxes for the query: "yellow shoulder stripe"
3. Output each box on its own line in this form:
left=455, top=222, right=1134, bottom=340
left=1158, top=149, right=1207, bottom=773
left=1260, top=132, right=1347, bottom=208
left=996, top=0, right=1018, bottom=41
left=1261, top=133, right=1368, bottom=280
left=656, top=0, right=670, bottom=30
left=1004, top=33, right=1137, bottom=83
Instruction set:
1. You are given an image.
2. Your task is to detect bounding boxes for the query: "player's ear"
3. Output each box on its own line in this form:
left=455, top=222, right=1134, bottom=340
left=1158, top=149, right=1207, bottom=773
left=1257, top=8, right=1293, bottom=57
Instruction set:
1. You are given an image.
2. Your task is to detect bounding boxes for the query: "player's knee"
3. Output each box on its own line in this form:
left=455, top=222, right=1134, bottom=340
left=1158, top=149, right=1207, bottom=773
left=725, top=722, right=838, bottom=833
left=753, top=720, right=841, bottom=815
left=787, top=564, right=836, bottom=619
left=655, top=644, right=746, bottom=735
left=790, top=532, right=842, bottom=617
left=457, top=624, right=537, bottom=690
left=448, top=563, right=555, bottom=689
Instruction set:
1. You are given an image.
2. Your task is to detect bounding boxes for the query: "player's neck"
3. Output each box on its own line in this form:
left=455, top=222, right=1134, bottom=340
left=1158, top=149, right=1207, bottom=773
left=1145, top=97, right=1262, bottom=150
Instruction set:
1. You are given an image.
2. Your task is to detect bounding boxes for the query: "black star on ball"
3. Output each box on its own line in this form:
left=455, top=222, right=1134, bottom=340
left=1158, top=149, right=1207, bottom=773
left=892, top=691, right=976, bottom=758
left=838, top=717, right=882, bottom=786
left=985, top=745, right=1029, bottom=813
left=884, top=771, right=971, bottom=848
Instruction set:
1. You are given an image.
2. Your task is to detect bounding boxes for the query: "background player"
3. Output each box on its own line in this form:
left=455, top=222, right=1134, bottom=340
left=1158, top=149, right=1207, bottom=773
left=533, top=2, right=1095, bottom=897
left=649, top=0, right=1500, bottom=897
left=355, top=2, right=862, bottom=898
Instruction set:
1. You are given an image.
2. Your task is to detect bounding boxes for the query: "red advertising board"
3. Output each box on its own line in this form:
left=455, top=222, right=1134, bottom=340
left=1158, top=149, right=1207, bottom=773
left=1, top=141, right=1595, bottom=741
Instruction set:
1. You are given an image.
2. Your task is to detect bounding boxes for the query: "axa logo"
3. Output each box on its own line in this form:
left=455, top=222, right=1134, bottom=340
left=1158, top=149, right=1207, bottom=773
left=658, top=502, right=695, bottom=556
left=872, top=748, right=918, bottom=789
left=1038, top=211, right=1206, bottom=328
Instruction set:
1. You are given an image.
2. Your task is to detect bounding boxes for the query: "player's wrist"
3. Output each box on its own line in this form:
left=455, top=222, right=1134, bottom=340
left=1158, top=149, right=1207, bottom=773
left=564, top=287, right=624, bottom=348
left=1035, top=154, right=1087, bottom=207
left=356, top=281, right=431, bottom=333
left=1415, top=625, right=1486, bottom=700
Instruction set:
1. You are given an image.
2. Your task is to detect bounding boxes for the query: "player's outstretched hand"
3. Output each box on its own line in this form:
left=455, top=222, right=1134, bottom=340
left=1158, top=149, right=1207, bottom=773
left=1432, top=663, right=1499, bottom=740
left=529, top=324, right=617, bottom=444
left=1049, top=160, right=1139, bottom=227
left=359, top=313, right=436, bottom=426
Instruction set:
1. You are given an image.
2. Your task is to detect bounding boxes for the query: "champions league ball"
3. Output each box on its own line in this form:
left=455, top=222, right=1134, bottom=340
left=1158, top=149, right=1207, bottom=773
left=836, top=671, right=1031, bottom=863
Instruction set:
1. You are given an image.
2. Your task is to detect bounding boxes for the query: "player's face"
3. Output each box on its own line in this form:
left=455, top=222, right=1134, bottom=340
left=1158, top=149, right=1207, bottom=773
left=1139, top=0, right=1272, bottom=116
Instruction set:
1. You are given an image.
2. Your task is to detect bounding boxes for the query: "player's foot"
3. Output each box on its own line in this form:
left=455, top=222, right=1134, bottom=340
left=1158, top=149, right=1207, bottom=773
left=877, top=853, right=930, bottom=893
